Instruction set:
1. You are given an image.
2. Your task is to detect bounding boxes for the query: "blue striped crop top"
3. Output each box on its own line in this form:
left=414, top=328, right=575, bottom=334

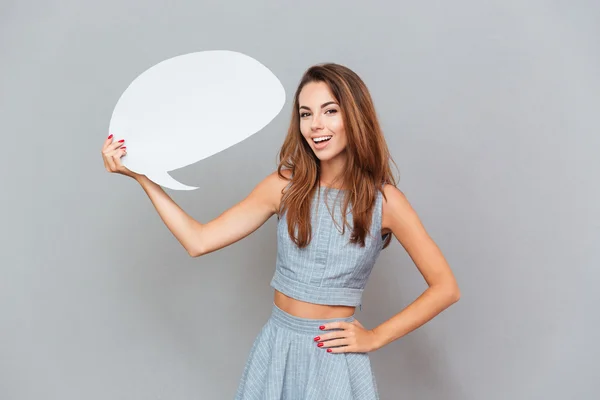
left=270, top=186, right=389, bottom=308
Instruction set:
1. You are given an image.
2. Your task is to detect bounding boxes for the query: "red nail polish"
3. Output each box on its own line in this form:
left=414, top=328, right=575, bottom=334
left=317, top=343, right=323, bottom=347
left=118, top=139, right=125, bottom=143
left=314, top=336, right=320, bottom=341
left=319, top=326, right=325, bottom=330
left=108, top=134, right=113, bottom=139
left=327, top=349, right=332, bottom=353
left=121, top=146, right=126, bottom=149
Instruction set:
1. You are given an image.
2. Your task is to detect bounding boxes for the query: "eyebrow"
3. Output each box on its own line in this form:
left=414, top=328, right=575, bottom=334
left=299, top=101, right=338, bottom=111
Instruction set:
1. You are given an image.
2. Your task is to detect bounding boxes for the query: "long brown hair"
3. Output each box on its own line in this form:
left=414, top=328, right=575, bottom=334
left=277, top=63, right=397, bottom=249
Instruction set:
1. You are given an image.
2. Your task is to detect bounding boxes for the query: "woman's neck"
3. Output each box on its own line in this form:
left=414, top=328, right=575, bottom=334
left=318, top=153, right=347, bottom=189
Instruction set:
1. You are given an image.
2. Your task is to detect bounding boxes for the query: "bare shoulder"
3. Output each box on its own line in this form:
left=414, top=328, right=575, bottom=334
left=380, top=183, right=417, bottom=234
left=263, top=168, right=292, bottom=194
left=251, top=168, right=292, bottom=214
left=275, top=167, right=293, bottom=183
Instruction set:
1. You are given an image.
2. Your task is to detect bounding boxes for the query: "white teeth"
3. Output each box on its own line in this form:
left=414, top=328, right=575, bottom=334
left=313, top=136, right=332, bottom=143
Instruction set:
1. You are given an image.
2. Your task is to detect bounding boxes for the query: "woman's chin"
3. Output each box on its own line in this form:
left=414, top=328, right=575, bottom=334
left=313, top=149, right=346, bottom=163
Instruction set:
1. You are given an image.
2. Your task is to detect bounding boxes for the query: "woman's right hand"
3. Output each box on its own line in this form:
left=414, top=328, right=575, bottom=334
left=101, top=134, right=142, bottom=180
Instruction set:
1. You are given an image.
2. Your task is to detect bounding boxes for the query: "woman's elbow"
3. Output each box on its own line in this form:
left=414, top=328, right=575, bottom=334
left=435, top=281, right=460, bottom=304
left=446, top=283, right=461, bottom=304
left=187, top=244, right=205, bottom=258
left=450, top=287, right=461, bottom=303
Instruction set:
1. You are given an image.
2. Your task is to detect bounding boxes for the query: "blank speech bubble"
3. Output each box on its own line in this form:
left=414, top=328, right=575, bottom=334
left=108, top=50, right=286, bottom=190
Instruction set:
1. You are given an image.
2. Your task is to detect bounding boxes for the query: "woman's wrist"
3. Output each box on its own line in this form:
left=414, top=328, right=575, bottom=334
left=133, top=173, right=149, bottom=184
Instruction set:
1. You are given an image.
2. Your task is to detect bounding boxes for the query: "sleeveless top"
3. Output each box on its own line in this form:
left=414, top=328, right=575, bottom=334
left=270, top=185, right=390, bottom=309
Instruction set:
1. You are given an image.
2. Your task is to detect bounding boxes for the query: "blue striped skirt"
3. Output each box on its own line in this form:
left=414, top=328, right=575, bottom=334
left=235, top=303, right=379, bottom=399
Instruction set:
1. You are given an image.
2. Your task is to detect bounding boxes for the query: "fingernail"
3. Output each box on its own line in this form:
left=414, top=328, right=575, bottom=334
left=118, top=139, right=125, bottom=143
left=319, top=326, right=325, bottom=330
left=314, top=336, right=320, bottom=341
left=108, top=134, right=113, bottom=139
left=317, top=343, right=323, bottom=347
left=327, top=349, right=332, bottom=353
left=121, top=146, right=126, bottom=149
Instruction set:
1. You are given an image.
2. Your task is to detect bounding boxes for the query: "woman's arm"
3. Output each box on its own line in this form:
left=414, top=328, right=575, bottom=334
left=135, top=171, right=286, bottom=257
left=372, top=184, right=461, bottom=348
left=102, top=133, right=288, bottom=258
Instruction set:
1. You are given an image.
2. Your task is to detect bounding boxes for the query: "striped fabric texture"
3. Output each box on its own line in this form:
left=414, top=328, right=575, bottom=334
left=235, top=186, right=387, bottom=398
left=271, top=186, right=387, bottom=308
left=235, top=303, right=379, bottom=399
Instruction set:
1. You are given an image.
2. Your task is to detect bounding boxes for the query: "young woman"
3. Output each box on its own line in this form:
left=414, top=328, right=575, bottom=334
left=101, top=63, right=460, bottom=399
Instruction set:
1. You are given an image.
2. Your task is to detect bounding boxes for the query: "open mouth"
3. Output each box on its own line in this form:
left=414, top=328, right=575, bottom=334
left=312, top=136, right=332, bottom=144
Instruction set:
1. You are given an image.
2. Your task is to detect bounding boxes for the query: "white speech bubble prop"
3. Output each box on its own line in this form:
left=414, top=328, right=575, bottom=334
left=108, top=50, right=286, bottom=190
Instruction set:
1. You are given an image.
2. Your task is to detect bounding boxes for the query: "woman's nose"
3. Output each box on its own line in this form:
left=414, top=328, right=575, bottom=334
left=311, top=115, right=324, bottom=130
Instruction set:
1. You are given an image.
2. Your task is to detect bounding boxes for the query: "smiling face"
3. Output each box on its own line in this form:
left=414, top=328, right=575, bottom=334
left=298, top=81, right=348, bottom=164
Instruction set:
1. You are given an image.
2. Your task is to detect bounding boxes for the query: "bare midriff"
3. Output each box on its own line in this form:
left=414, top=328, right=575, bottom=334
left=273, top=290, right=356, bottom=319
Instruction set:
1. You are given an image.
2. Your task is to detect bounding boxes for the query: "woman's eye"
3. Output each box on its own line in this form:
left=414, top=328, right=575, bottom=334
left=300, top=112, right=310, bottom=118
left=325, top=109, right=337, bottom=115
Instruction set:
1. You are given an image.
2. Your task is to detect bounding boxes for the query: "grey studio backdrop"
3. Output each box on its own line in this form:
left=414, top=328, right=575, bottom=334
left=1, top=1, right=598, bottom=399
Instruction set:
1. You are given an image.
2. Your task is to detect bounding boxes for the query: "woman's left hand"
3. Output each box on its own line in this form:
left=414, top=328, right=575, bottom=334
left=314, top=319, right=381, bottom=353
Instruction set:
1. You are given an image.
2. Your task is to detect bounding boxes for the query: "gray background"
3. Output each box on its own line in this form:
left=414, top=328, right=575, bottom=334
left=1, top=0, right=598, bottom=399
